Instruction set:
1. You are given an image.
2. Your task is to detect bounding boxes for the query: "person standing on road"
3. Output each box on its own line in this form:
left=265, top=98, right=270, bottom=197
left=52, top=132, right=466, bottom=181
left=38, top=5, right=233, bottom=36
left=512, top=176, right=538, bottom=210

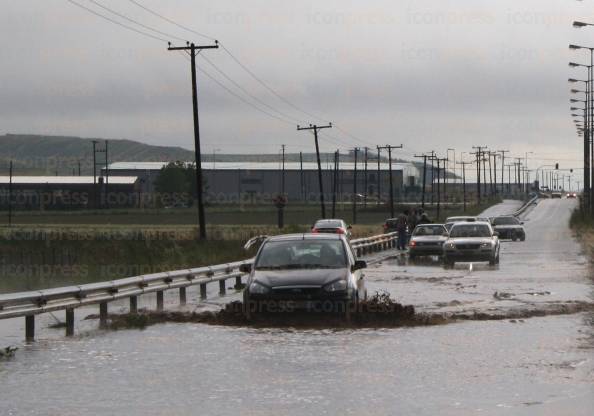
left=407, top=209, right=419, bottom=242
left=396, top=210, right=409, bottom=250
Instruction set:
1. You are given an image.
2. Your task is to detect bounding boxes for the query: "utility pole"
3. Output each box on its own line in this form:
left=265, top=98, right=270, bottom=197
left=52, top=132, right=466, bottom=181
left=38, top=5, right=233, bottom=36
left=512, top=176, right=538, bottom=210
left=472, top=146, right=486, bottom=205
left=104, top=140, right=109, bottom=208
left=487, top=151, right=493, bottom=196
left=332, top=150, right=339, bottom=217
left=457, top=161, right=472, bottom=212
left=299, top=151, right=304, bottom=200
left=168, top=41, right=219, bottom=240
left=377, top=144, right=403, bottom=218
left=491, top=152, right=499, bottom=195
left=281, top=144, right=286, bottom=195
left=92, top=140, right=97, bottom=209
left=8, top=160, right=13, bottom=227
left=352, top=147, right=359, bottom=224
left=363, top=147, right=369, bottom=208
left=498, top=150, right=509, bottom=195
left=436, top=157, right=447, bottom=220
left=297, top=123, right=333, bottom=218
left=515, top=158, right=523, bottom=194
left=376, top=147, right=381, bottom=206
left=414, top=153, right=429, bottom=208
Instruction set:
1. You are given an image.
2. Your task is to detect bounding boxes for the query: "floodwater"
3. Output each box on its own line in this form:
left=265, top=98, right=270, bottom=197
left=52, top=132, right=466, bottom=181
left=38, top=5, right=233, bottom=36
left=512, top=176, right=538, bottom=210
left=1, top=199, right=593, bottom=415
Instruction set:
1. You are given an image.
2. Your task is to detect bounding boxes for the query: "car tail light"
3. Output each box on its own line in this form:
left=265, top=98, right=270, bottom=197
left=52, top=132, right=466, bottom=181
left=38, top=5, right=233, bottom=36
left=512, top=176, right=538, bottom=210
left=336, top=228, right=345, bottom=234
left=409, top=241, right=416, bottom=247
left=311, top=228, right=319, bottom=233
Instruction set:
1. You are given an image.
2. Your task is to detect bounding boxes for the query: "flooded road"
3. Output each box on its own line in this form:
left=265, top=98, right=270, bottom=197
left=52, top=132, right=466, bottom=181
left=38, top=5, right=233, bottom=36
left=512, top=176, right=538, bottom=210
left=1, top=199, right=593, bottom=415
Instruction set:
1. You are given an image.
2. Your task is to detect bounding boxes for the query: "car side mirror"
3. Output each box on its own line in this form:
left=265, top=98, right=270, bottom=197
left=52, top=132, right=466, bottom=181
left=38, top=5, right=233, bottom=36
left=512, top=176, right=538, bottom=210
left=352, top=260, right=367, bottom=271
left=239, top=263, right=252, bottom=274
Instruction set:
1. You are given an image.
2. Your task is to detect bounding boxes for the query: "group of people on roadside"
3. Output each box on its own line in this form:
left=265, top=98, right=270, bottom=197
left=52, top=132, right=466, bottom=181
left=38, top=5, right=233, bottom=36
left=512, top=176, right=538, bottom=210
left=395, top=207, right=431, bottom=250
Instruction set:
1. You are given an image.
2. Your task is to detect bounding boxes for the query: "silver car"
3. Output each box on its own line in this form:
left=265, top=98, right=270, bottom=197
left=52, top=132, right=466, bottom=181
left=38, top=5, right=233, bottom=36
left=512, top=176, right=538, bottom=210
left=408, top=224, right=449, bottom=259
left=443, top=222, right=500, bottom=266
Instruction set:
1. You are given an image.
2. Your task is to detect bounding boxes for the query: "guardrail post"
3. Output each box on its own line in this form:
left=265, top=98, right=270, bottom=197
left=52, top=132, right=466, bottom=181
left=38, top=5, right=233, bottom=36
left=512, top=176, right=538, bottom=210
left=130, top=296, right=138, bottom=314
left=99, top=302, right=108, bottom=328
left=235, top=276, right=242, bottom=289
left=156, top=291, right=164, bottom=311
left=25, top=315, right=34, bottom=341
left=179, top=287, right=187, bottom=306
left=219, top=280, right=226, bottom=295
left=200, top=283, right=207, bottom=299
left=65, top=308, right=74, bottom=336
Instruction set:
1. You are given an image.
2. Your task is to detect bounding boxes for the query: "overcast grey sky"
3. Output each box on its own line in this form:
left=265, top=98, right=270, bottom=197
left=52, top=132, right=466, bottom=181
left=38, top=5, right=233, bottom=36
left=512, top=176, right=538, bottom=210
left=0, top=0, right=591, bottom=168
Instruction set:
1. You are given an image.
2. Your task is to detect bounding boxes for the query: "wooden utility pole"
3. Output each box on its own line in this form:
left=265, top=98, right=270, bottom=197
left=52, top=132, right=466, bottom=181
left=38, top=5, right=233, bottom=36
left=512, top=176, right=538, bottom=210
left=332, top=150, right=339, bottom=217
left=168, top=41, right=219, bottom=239
left=352, top=147, right=359, bottom=224
left=297, top=123, right=333, bottom=218
left=363, top=147, right=369, bottom=208
left=8, top=160, right=13, bottom=226
left=457, top=161, right=473, bottom=212
left=377, top=144, right=403, bottom=218
left=472, top=146, right=487, bottom=205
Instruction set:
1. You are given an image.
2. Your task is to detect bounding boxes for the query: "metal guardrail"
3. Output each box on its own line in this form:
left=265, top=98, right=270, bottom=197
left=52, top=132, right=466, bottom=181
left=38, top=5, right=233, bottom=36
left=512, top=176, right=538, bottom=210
left=0, top=231, right=399, bottom=341
left=512, top=195, right=539, bottom=217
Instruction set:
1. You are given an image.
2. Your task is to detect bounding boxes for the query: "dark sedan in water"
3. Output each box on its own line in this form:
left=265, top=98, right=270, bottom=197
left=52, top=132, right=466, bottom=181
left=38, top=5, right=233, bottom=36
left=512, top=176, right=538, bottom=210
left=490, top=216, right=526, bottom=241
left=241, top=234, right=367, bottom=318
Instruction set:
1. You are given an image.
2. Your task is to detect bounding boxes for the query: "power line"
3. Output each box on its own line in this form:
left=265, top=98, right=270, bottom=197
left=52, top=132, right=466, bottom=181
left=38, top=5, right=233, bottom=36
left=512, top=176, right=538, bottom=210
left=127, top=0, right=216, bottom=41
left=65, top=0, right=169, bottom=43
left=87, top=0, right=187, bottom=42
left=178, top=52, right=296, bottom=126
left=124, top=0, right=377, bottom=149
left=199, top=54, right=305, bottom=125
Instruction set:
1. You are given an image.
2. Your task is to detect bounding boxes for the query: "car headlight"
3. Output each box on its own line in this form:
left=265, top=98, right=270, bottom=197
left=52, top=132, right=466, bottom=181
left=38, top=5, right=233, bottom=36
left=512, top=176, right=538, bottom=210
left=249, top=282, right=270, bottom=294
left=480, top=242, right=491, bottom=248
left=444, top=242, right=455, bottom=249
left=323, top=279, right=348, bottom=292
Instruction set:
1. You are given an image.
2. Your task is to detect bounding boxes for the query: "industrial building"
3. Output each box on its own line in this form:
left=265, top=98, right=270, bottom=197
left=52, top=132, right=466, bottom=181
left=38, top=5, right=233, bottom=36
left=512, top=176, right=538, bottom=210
left=102, top=161, right=421, bottom=205
left=0, top=176, right=139, bottom=210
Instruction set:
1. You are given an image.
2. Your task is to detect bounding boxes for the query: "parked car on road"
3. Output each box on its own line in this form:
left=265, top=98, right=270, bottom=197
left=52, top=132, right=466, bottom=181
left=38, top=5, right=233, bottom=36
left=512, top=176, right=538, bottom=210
left=490, top=216, right=525, bottom=241
left=241, top=233, right=367, bottom=318
left=551, top=192, right=562, bottom=199
left=383, top=217, right=401, bottom=234
left=408, top=224, right=449, bottom=259
left=311, top=219, right=352, bottom=238
left=444, top=216, right=487, bottom=231
left=443, top=222, right=500, bottom=266
left=567, top=193, right=577, bottom=199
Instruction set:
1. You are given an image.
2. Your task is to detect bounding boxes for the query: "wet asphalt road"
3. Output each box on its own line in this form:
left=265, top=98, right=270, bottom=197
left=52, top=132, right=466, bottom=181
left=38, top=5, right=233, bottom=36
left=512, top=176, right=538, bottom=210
left=1, top=199, right=593, bottom=415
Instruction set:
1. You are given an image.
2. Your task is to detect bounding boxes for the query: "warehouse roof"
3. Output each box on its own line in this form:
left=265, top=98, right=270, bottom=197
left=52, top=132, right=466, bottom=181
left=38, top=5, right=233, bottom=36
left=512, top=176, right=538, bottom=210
left=106, top=161, right=420, bottom=176
left=0, top=176, right=138, bottom=185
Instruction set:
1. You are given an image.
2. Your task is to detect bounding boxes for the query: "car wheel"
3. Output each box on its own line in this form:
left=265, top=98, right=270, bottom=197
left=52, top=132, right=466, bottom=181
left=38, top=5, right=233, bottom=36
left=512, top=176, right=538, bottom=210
left=520, top=235, right=526, bottom=241
left=511, top=234, right=518, bottom=242
left=495, top=253, right=500, bottom=264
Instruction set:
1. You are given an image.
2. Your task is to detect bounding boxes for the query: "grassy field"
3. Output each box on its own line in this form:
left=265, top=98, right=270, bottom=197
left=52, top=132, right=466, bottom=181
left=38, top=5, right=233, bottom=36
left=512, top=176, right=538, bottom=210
left=0, top=199, right=500, bottom=226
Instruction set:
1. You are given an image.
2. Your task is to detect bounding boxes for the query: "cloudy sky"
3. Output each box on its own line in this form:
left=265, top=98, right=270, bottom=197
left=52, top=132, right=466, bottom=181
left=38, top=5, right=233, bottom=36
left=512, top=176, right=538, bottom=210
left=0, top=0, right=591, bottom=170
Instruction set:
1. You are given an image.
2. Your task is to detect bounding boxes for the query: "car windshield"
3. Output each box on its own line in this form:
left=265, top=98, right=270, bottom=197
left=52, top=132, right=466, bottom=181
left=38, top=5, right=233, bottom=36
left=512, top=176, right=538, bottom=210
left=449, top=224, right=492, bottom=238
left=314, top=220, right=342, bottom=228
left=413, top=225, right=446, bottom=236
left=493, top=217, right=519, bottom=226
left=255, top=239, right=347, bottom=270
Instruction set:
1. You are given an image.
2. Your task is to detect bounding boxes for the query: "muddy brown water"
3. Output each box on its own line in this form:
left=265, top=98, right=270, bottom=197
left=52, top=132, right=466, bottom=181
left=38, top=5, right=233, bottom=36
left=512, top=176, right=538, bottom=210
left=1, top=199, right=593, bottom=415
